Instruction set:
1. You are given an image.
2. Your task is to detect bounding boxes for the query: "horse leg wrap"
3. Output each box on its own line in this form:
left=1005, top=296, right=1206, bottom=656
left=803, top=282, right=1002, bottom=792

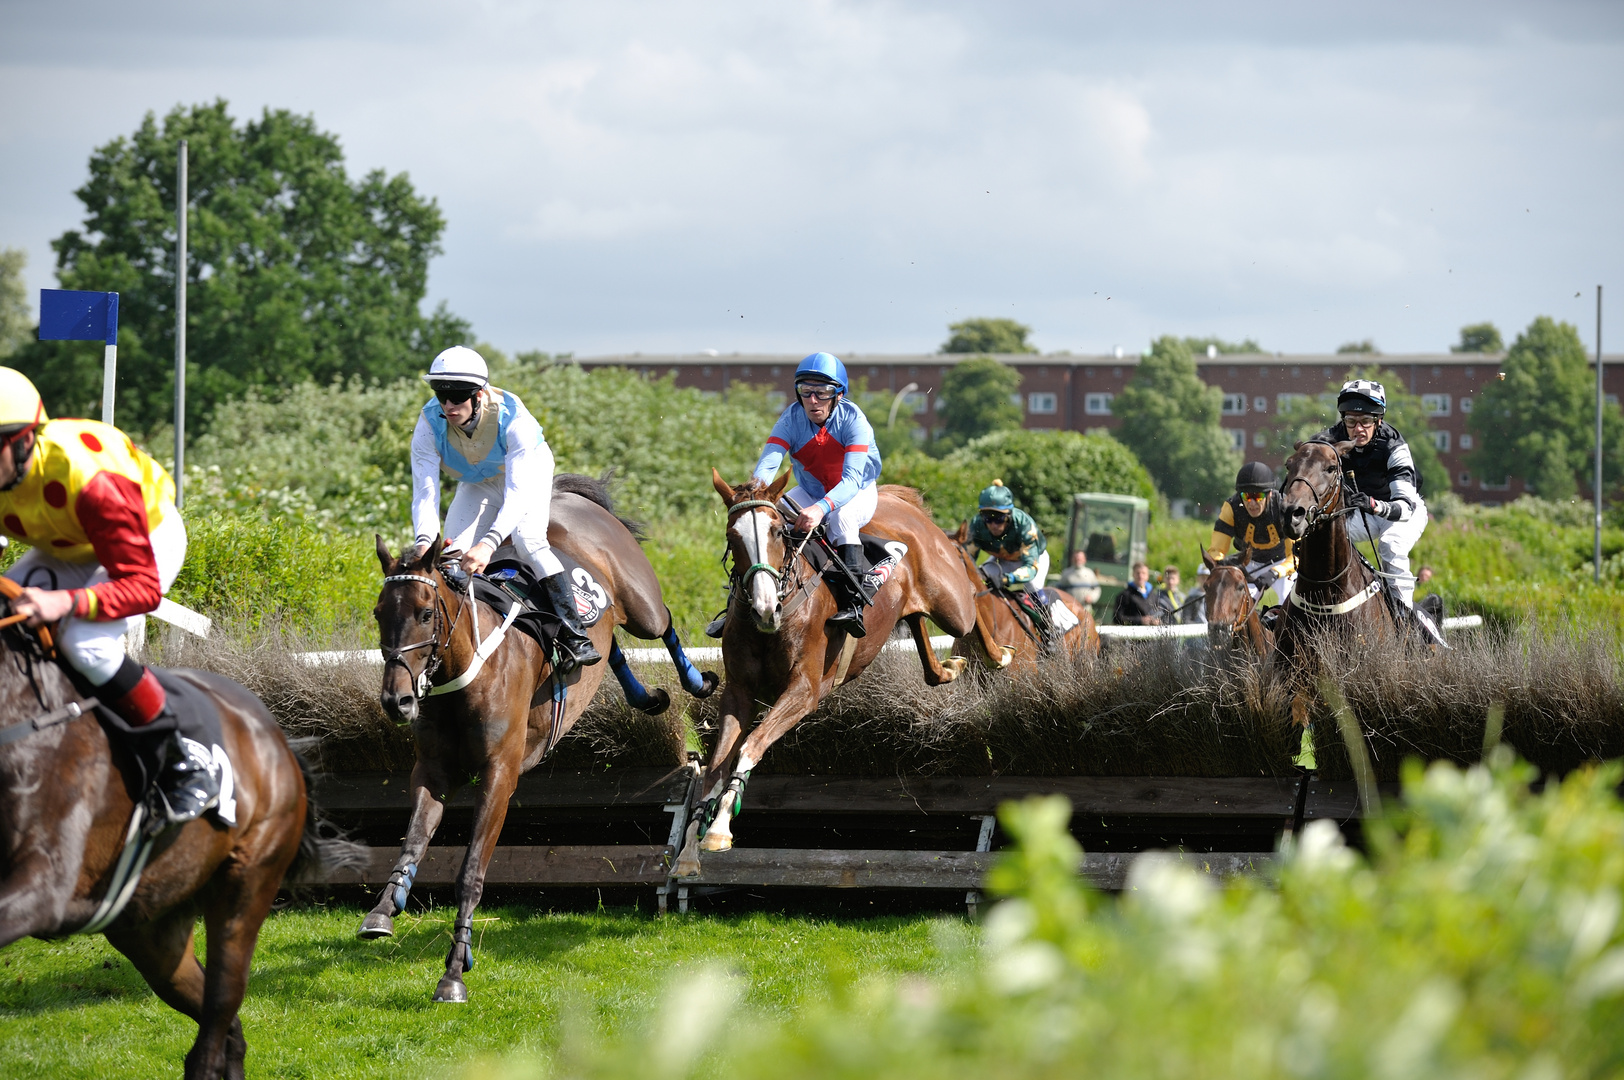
left=609, top=641, right=669, bottom=713
left=662, top=625, right=718, bottom=697
left=449, top=917, right=475, bottom=973
left=725, top=771, right=751, bottom=817
left=389, top=864, right=418, bottom=915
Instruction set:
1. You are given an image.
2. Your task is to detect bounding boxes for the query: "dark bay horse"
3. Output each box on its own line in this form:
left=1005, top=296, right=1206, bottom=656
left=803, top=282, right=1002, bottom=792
left=360, top=474, right=714, bottom=1003
left=1199, top=546, right=1272, bottom=657
left=945, top=521, right=1098, bottom=668
left=0, top=618, right=317, bottom=1079
left=672, top=473, right=979, bottom=873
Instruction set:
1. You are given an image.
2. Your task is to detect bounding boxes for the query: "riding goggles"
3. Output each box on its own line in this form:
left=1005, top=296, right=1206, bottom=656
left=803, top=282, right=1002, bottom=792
left=1241, top=491, right=1270, bottom=503
left=979, top=509, right=1011, bottom=522
left=1341, top=413, right=1379, bottom=430
left=430, top=381, right=481, bottom=405
left=795, top=382, right=841, bottom=402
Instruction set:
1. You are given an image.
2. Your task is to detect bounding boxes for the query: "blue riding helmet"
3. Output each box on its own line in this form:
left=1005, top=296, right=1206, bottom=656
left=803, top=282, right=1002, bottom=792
left=978, top=479, right=1015, bottom=512
left=794, top=352, right=849, bottom=394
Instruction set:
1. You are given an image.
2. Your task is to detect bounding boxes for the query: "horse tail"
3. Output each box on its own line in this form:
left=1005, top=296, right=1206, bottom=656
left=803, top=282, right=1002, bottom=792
left=285, top=747, right=369, bottom=885
left=553, top=469, right=648, bottom=540
left=880, top=483, right=929, bottom=512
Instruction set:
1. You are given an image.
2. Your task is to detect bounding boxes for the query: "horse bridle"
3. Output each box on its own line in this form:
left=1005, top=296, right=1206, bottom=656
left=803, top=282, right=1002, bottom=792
left=380, top=571, right=465, bottom=701
left=1282, top=458, right=1357, bottom=536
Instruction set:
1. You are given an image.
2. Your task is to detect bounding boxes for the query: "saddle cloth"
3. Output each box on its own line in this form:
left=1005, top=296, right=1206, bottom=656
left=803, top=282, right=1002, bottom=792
left=474, top=552, right=611, bottom=651
left=94, top=668, right=237, bottom=827
left=786, top=531, right=908, bottom=601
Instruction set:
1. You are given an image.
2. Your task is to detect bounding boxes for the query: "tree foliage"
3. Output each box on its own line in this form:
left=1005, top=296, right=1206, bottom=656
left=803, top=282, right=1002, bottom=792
left=0, top=248, right=27, bottom=359
left=1181, top=335, right=1262, bottom=356
left=1261, top=364, right=1450, bottom=497
left=1337, top=339, right=1379, bottom=354
left=1452, top=322, right=1504, bottom=354
left=1468, top=316, right=1621, bottom=499
left=1111, top=336, right=1237, bottom=504
left=940, top=317, right=1037, bottom=355
left=9, top=99, right=468, bottom=433
left=935, top=356, right=1023, bottom=452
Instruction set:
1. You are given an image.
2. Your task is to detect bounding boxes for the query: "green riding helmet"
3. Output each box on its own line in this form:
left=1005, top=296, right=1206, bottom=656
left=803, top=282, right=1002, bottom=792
left=1235, top=461, right=1277, bottom=493
left=978, top=479, right=1015, bottom=513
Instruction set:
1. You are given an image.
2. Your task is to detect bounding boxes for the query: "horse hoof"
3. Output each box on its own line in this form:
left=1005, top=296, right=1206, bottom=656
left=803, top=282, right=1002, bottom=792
left=944, top=656, right=968, bottom=679
left=357, top=912, right=395, bottom=940
left=432, top=977, right=469, bottom=1003
left=640, top=688, right=672, bottom=715
left=699, top=831, right=733, bottom=853
left=997, top=647, right=1016, bottom=669
left=697, top=671, right=720, bottom=698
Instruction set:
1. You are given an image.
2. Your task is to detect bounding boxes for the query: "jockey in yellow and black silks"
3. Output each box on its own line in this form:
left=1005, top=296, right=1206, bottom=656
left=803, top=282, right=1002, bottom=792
left=1209, top=461, right=1297, bottom=601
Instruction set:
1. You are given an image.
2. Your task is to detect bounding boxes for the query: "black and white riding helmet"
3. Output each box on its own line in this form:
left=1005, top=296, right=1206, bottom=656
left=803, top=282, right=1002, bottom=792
left=1337, top=379, right=1386, bottom=417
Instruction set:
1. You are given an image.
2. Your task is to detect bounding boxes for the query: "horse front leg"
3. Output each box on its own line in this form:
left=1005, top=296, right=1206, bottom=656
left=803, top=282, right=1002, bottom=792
left=908, top=613, right=968, bottom=684
left=357, top=753, right=454, bottom=940
left=674, top=681, right=752, bottom=877
left=700, top=674, right=819, bottom=854
left=433, top=757, right=520, bottom=1004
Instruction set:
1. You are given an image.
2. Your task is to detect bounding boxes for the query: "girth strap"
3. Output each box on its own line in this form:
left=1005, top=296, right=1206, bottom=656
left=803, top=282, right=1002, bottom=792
left=1288, top=579, right=1381, bottom=617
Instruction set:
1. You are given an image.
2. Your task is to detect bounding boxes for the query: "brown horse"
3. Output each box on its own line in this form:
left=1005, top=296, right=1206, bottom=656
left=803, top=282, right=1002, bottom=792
left=1199, top=546, right=1272, bottom=656
left=0, top=619, right=319, bottom=1078
left=359, top=474, right=714, bottom=1003
left=672, top=474, right=978, bottom=873
left=945, top=521, right=1098, bottom=668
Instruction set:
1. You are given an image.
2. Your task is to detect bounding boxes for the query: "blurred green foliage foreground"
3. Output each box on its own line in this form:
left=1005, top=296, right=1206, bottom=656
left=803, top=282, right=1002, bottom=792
left=498, top=752, right=1623, bottom=1080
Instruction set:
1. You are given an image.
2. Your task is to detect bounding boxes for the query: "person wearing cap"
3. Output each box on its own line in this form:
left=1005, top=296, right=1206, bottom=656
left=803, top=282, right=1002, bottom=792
left=1309, top=378, right=1428, bottom=608
left=747, top=352, right=882, bottom=637
left=0, top=367, right=222, bottom=827
left=1209, top=461, right=1297, bottom=602
left=411, top=345, right=600, bottom=670
left=969, top=480, right=1049, bottom=592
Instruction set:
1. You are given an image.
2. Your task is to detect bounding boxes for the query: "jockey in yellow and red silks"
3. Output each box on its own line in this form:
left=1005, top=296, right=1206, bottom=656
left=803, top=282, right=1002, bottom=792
left=0, top=368, right=219, bottom=824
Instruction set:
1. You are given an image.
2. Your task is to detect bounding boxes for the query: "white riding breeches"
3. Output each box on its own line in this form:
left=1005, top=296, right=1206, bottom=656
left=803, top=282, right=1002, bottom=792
left=1346, top=503, right=1428, bottom=607
left=4, top=505, right=187, bottom=686
left=787, top=483, right=878, bottom=548
left=987, top=550, right=1051, bottom=591
left=444, top=471, right=564, bottom=579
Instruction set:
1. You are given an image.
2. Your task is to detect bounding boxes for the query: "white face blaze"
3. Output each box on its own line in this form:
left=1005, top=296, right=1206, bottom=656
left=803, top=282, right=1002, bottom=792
left=730, top=507, right=780, bottom=628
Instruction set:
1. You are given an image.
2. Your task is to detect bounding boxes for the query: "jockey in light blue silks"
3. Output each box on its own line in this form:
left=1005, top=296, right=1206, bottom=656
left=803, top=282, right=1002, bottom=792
left=751, top=352, right=882, bottom=637
left=409, top=346, right=600, bottom=671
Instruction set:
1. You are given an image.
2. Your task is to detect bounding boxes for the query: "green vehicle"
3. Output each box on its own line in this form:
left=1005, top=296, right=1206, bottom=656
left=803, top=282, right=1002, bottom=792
left=1063, top=493, right=1150, bottom=618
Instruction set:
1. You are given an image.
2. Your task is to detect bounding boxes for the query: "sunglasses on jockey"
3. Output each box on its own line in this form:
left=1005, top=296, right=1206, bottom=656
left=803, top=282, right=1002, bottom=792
left=795, top=382, right=842, bottom=402
left=430, top=380, right=482, bottom=405
left=979, top=509, right=1011, bottom=523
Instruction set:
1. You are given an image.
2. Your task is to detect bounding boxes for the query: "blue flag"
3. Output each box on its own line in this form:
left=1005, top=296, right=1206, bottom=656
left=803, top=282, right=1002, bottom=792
left=38, top=289, right=118, bottom=345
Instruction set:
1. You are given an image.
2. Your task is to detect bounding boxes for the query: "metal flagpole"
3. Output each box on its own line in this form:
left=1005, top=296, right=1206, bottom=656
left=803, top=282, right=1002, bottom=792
left=1597, top=284, right=1605, bottom=583
left=174, top=140, right=188, bottom=509
left=101, top=294, right=118, bottom=426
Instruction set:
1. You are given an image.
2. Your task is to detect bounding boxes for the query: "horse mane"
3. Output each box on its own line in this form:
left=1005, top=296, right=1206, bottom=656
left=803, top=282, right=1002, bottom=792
left=554, top=469, right=648, bottom=540
left=880, top=484, right=928, bottom=511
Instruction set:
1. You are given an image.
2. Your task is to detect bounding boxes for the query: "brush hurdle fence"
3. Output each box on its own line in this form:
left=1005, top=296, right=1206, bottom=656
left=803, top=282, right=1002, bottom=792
left=308, top=766, right=1382, bottom=914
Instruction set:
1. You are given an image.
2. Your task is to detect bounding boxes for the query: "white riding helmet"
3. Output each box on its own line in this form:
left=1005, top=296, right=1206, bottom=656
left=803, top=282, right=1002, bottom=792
left=422, top=346, right=490, bottom=389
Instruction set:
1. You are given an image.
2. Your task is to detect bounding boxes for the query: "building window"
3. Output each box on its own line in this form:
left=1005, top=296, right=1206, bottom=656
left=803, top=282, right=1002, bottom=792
left=1422, top=393, right=1451, bottom=416
left=1460, top=396, right=1473, bottom=413
left=869, top=366, right=879, bottom=376
left=1609, top=394, right=1620, bottom=407
left=702, top=366, right=713, bottom=378
left=1228, top=366, right=1238, bottom=378
left=740, top=366, right=752, bottom=377
left=1430, top=431, right=1451, bottom=452
left=1432, top=366, right=1442, bottom=378
left=1225, top=429, right=1245, bottom=451
left=1460, top=433, right=1474, bottom=450
left=1277, top=393, right=1310, bottom=412
left=1459, top=472, right=1471, bottom=485
left=1085, top=392, right=1114, bottom=415
left=908, top=366, right=918, bottom=377
left=1253, top=431, right=1268, bottom=447
left=1112, top=366, right=1122, bottom=377
left=1253, top=396, right=1267, bottom=413
left=1027, top=392, right=1058, bottom=414
left=770, top=366, right=781, bottom=377
left=1323, top=367, right=1333, bottom=378
left=1085, top=367, right=1095, bottom=378
left=1085, top=426, right=1111, bottom=437
left=1037, top=366, right=1048, bottom=377
left=1465, top=366, right=1476, bottom=377
left=907, top=391, right=929, bottom=414
left=1480, top=476, right=1512, bottom=491
left=1221, top=392, right=1247, bottom=415
left=1291, top=366, right=1301, bottom=377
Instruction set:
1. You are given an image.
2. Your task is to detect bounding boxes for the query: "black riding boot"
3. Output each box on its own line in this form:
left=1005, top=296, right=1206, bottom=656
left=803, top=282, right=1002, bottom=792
left=144, top=733, right=223, bottom=834
left=540, top=570, right=603, bottom=672
left=826, top=544, right=869, bottom=638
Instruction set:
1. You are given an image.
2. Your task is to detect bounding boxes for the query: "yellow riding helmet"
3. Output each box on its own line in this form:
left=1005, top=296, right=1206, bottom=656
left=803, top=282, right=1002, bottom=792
left=0, top=368, right=46, bottom=433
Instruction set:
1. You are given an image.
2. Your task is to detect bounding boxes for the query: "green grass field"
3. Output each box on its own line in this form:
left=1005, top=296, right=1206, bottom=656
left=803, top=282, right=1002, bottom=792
left=0, top=904, right=956, bottom=1078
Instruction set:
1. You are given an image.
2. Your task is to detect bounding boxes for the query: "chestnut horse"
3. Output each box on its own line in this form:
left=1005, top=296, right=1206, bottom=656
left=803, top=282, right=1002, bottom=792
left=945, top=521, right=1098, bottom=668
left=360, top=474, right=715, bottom=1003
left=672, top=473, right=978, bottom=873
left=0, top=616, right=319, bottom=1079
left=1199, top=546, right=1272, bottom=656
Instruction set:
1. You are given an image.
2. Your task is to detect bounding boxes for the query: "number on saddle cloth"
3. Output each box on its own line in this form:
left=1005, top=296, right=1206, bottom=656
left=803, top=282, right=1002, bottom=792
left=476, top=553, right=611, bottom=647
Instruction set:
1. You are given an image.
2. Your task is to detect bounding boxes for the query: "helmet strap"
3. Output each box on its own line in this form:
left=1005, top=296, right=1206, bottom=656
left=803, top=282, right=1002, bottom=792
left=0, top=430, right=35, bottom=493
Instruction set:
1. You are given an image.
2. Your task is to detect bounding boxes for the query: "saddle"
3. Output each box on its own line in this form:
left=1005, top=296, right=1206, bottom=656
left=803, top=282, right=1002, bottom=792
left=784, top=530, right=907, bottom=602
left=473, top=553, right=611, bottom=650
left=89, top=668, right=236, bottom=830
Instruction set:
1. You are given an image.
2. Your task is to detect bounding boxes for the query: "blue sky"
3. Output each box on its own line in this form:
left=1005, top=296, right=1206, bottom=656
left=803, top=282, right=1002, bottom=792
left=1, top=0, right=1620, bottom=357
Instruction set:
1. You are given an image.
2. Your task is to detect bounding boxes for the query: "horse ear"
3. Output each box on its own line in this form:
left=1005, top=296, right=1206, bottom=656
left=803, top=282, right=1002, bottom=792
left=420, top=536, right=445, bottom=569
left=712, top=468, right=735, bottom=502
left=1199, top=544, right=1216, bottom=571
left=376, top=534, right=393, bottom=574
left=1334, top=439, right=1357, bottom=455
left=767, top=470, right=791, bottom=499
left=1291, top=441, right=1305, bottom=452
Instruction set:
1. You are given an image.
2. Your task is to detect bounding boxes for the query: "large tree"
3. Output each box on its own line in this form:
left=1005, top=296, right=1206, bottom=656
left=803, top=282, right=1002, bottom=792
left=940, top=317, right=1037, bottom=355
left=935, top=355, right=1023, bottom=452
left=0, top=248, right=26, bottom=358
left=1111, top=336, right=1237, bottom=504
left=1468, top=316, right=1620, bottom=499
left=1452, top=322, right=1504, bottom=354
left=11, top=100, right=469, bottom=433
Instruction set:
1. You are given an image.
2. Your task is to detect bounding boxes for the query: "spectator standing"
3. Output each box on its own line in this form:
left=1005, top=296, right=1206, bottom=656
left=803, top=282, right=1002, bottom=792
left=1058, top=549, right=1101, bottom=607
left=1112, top=562, right=1162, bottom=625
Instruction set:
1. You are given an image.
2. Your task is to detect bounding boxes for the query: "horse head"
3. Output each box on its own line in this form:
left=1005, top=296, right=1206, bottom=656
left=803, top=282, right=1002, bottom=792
left=712, top=468, right=791, bottom=633
left=1201, top=545, right=1254, bottom=648
left=374, top=534, right=449, bottom=723
left=1279, top=440, right=1353, bottom=541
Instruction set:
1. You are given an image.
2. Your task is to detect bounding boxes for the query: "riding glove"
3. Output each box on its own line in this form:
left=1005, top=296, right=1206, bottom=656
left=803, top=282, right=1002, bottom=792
left=1354, top=492, right=1403, bottom=521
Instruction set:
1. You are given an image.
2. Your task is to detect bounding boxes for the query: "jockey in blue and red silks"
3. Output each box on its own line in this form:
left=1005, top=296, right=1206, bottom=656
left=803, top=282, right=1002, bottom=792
left=751, top=352, right=882, bottom=637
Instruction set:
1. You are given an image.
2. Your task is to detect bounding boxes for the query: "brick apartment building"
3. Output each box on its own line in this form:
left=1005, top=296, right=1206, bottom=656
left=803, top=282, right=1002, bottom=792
left=577, top=351, right=1624, bottom=505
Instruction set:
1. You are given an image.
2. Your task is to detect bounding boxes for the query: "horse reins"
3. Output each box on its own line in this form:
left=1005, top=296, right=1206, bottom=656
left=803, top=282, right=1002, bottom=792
left=380, top=571, right=463, bottom=701
left=723, top=497, right=817, bottom=616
